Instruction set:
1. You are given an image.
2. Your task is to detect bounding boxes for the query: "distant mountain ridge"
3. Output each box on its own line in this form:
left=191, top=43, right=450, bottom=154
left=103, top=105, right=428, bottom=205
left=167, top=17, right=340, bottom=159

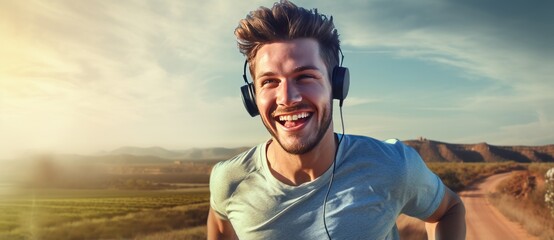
left=405, top=139, right=554, bottom=163
left=107, top=140, right=554, bottom=163
left=111, top=146, right=182, bottom=159
left=108, top=146, right=250, bottom=160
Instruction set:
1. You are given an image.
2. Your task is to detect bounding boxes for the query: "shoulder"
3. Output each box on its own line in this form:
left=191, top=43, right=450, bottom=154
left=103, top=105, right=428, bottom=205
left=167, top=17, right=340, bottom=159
left=339, top=135, right=424, bottom=183
left=210, top=144, right=262, bottom=217
left=210, top=144, right=261, bottom=191
left=343, top=134, right=417, bottom=162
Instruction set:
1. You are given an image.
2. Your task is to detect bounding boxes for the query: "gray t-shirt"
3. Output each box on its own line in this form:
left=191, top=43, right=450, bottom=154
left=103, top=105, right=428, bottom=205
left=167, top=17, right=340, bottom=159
left=210, top=134, right=445, bottom=239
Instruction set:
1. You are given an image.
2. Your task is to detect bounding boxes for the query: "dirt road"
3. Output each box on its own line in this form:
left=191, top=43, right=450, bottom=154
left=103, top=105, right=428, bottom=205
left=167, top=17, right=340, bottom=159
left=397, top=172, right=538, bottom=239
left=461, top=172, right=538, bottom=240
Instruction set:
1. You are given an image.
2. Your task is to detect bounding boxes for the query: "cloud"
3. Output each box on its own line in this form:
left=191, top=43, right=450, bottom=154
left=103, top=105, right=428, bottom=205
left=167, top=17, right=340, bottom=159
left=0, top=0, right=272, bottom=157
left=457, top=113, right=554, bottom=146
left=1, top=0, right=552, bottom=158
left=343, top=97, right=380, bottom=107
left=338, top=0, right=553, bottom=88
left=305, top=0, right=554, bottom=144
left=309, top=0, right=554, bottom=100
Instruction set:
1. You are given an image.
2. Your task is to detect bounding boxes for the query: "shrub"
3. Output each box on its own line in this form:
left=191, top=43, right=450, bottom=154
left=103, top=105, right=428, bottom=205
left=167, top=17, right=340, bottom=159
left=436, top=169, right=464, bottom=192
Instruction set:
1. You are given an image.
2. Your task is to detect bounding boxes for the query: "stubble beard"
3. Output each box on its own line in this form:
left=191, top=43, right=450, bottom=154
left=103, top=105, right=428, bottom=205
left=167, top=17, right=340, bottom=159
left=262, top=102, right=333, bottom=155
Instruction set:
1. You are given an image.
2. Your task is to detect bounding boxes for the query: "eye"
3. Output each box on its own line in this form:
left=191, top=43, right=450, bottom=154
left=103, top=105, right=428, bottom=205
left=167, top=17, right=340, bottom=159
left=296, top=74, right=318, bottom=83
left=260, top=78, right=278, bottom=87
left=298, top=74, right=315, bottom=80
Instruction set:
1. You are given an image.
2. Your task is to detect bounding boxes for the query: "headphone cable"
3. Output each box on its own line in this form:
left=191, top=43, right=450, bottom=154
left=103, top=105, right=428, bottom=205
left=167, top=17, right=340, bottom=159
left=323, top=104, right=345, bottom=240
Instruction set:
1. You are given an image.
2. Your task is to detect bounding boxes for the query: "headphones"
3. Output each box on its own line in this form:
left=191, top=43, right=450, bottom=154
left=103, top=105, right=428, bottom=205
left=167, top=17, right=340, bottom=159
left=240, top=50, right=350, bottom=117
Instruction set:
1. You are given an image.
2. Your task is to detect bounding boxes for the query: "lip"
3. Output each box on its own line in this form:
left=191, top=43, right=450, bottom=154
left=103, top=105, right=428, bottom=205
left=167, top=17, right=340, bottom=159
left=274, top=111, right=313, bottom=132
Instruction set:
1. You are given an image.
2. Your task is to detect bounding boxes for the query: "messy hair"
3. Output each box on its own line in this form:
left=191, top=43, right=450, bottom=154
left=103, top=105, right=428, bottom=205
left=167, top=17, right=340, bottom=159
left=235, top=0, right=340, bottom=79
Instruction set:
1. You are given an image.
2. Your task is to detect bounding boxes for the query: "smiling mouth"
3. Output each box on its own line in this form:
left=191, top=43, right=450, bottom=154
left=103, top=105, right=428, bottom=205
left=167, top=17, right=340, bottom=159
left=276, top=112, right=312, bottom=128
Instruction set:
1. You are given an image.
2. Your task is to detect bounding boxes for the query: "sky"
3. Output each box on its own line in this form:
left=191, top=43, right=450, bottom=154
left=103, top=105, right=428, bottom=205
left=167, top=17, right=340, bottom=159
left=1, top=0, right=553, bottom=159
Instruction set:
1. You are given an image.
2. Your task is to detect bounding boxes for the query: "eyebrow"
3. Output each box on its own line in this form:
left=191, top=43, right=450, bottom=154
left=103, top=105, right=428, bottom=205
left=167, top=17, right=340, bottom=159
left=256, top=65, right=322, bottom=79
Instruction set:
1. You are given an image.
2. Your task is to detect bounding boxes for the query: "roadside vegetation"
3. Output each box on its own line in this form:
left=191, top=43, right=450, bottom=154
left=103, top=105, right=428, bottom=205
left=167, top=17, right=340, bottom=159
left=427, top=161, right=525, bottom=192
left=488, top=163, right=554, bottom=240
left=398, top=161, right=531, bottom=240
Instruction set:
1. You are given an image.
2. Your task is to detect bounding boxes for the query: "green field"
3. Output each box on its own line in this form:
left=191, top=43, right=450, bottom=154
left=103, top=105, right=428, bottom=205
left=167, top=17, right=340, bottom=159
left=0, top=188, right=210, bottom=240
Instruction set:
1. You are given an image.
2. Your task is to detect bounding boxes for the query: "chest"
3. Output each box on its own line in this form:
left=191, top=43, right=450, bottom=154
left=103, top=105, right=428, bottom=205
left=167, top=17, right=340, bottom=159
left=225, top=172, right=400, bottom=239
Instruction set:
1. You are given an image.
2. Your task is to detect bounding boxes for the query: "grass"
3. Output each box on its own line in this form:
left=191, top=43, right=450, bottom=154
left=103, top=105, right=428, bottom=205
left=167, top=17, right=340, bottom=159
left=0, top=188, right=210, bottom=240
left=528, top=162, right=554, bottom=181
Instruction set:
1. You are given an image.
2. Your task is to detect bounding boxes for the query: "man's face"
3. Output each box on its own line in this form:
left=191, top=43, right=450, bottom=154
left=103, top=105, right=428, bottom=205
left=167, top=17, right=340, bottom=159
left=253, top=38, right=333, bottom=155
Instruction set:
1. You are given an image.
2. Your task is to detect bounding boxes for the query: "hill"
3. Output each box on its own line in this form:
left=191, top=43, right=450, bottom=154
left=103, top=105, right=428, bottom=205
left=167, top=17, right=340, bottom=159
left=27, top=141, right=553, bottom=165
left=404, top=139, right=554, bottom=163
left=106, top=146, right=250, bottom=161
left=107, top=140, right=554, bottom=163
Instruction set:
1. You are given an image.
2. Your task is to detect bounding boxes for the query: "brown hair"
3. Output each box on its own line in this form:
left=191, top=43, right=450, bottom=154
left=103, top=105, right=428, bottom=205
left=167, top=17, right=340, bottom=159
left=235, top=0, right=340, bottom=79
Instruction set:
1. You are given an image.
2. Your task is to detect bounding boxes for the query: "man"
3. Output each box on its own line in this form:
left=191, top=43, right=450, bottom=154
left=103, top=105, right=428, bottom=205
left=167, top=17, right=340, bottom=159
left=208, top=1, right=465, bottom=239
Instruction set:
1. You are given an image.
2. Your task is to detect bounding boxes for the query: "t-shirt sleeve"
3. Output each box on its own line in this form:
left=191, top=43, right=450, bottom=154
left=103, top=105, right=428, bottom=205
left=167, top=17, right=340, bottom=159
left=396, top=141, right=445, bottom=220
left=209, top=162, right=230, bottom=220
left=209, top=146, right=258, bottom=221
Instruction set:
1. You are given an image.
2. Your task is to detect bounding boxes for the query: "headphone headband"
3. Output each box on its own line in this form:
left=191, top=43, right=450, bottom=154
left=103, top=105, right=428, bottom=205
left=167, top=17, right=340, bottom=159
left=242, top=60, right=249, bottom=85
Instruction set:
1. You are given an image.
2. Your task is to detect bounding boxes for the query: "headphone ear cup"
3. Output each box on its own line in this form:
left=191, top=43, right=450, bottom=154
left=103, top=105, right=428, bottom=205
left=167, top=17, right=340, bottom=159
left=332, top=66, right=350, bottom=101
left=240, top=83, right=259, bottom=117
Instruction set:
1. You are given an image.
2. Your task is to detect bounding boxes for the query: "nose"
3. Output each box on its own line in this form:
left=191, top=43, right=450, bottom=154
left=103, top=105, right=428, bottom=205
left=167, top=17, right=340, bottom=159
left=276, top=79, right=302, bottom=106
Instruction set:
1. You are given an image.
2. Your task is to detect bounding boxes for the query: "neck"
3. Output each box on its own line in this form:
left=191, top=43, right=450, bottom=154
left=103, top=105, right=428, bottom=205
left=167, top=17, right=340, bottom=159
left=267, top=128, right=337, bottom=186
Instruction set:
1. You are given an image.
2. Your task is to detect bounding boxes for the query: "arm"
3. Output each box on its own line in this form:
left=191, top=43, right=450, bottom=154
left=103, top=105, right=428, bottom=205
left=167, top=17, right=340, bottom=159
left=207, top=207, right=238, bottom=240
left=424, top=186, right=466, bottom=240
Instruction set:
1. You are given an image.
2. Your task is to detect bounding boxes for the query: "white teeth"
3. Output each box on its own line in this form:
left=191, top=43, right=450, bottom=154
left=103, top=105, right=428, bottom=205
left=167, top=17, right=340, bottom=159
left=278, top=112, right=310, bottom=121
